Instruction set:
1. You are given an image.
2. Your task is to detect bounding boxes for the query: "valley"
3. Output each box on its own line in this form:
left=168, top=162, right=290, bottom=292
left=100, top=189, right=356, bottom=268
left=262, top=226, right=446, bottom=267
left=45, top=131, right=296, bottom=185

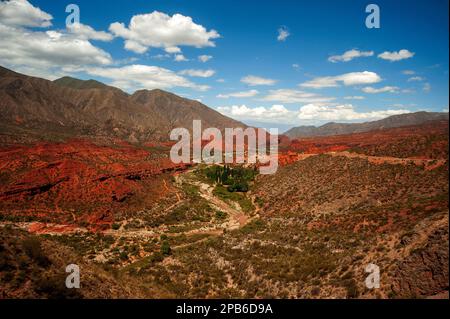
left=0, top=66, right=448, bottom=299
left=1, top=144, right=447, bottom=298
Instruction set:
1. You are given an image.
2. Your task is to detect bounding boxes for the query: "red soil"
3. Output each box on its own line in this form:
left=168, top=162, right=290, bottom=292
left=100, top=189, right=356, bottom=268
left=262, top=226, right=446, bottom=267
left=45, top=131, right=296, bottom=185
left=283, top=120, right=448, bottom=160
left=0, top=139, right=190, bottom=231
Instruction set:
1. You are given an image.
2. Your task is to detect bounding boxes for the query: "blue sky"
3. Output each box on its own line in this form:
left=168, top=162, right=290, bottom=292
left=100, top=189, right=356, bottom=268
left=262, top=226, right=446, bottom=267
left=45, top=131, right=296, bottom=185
left=0, top=0, right=448, bottom=131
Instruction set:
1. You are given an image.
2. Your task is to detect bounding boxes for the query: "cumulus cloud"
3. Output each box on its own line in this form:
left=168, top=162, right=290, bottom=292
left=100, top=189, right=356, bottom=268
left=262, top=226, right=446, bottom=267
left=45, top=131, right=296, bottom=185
left=217, top=104, right=294, bottom=123
left=174, top=54, right=188, bottom=62
left=261, top=89, right=335, bottom=104
left=198, top=55, right=212, bottom=62
left=179, top=69, right=215, bottom=77
left=0, top=0, right=52, bottom=27
left=217, top=90, right=259, bottom=98
left=328, top=49, right=374, bottom=63
left=402, top=70, right=415, bottom=75
left=277, top=26, right=290, bottom=41
left=297, top=104, right=411, bottom=121
left=0, top=23, right=112, bottom=77
left=378, top=49, right=414, bottom=61
left=361, top=86, right=399, bottom=94
left=67, top=22, right=113, bottom=41
left=217, top=103, right=412, bottom=124
left=423, top=83, right=431, bottom=93
left=241, top=75, right=277, bottom=86
left=85, top=64, right=210, bottom=91
left=109, top=11, right=220, bottom=53
left=300, top=71, right=381, bottom=89
left=164, top=46, right=181, bottom=54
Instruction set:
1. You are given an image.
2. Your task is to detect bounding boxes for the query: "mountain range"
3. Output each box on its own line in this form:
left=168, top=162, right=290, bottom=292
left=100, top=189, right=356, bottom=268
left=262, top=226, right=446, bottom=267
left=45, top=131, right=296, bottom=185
left=0, top=66, right=245, bottom=143
left=1, top=65, right=448, bottom=144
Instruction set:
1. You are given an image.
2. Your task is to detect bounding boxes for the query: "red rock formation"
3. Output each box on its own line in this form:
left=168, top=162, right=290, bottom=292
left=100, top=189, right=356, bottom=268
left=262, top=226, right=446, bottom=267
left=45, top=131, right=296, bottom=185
left=0, top=139, right=189, bottom=230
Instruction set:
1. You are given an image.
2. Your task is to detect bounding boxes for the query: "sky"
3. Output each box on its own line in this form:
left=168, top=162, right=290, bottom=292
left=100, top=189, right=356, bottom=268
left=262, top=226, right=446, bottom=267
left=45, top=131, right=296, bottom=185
left=0, top=0, right=448, bottom=132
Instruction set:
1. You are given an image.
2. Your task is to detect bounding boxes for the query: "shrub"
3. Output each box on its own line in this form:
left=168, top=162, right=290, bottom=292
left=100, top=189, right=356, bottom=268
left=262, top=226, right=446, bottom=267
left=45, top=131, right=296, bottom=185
left=22, top=237, right=51, bottom=268
left=215, top=211, right=227, bottom=220
left=161, top=241, right=172, bottom=256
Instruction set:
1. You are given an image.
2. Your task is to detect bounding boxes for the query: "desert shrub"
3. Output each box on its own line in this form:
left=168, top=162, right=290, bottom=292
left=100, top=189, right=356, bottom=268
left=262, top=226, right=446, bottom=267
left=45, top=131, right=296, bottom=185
left=341, top=278, right=359, bottom=298
left=33, top=274, right=82, bottom=299
left=21, top=237, right=51, bottom=267
left=215, top=211, right=227, bottom=220
left=160, top=241, right=171, bottom=256
left=150, top=252, right=164, bottom=263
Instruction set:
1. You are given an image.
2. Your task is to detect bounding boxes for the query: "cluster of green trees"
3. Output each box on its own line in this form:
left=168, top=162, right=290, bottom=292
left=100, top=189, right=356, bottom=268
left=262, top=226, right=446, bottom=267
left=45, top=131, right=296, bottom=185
left=204, top=165, right=256, bottom=192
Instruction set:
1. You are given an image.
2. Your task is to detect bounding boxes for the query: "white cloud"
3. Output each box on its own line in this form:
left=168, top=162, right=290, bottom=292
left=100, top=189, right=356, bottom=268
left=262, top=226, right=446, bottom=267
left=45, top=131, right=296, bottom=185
left=174, top=54, right=188, bottom=62
left=361, top=86, right=399, bottom=94
left=0, top=23, right=112, bottom=78
left=124, top=40, right=147, bottom=53
left=216, top=78, right=225, bottom=83
left=402, top=70, right=415, bottom=75
left=407, top=76, right=424, bottom=82
left=217, top=103, right=412, bottom=124
left=218, top=104, right=294, bottom=123
left=378, top=49, right=415, bottom=61
left=292, top=63, right=300, bottom=70
left=67, top=22, right=113, bottom=41
left=179, top=69, right=215, bottom=77
left=344, top=96, right=365, bottom=100
left=241, top=75, right=277, bottom=86
left=217, top=89, right=259, bottom=98
left=277, top=26, right=290, bottom=41
left=85, top=64, right=210, bottom=91
left=423, top=83, right=431, bottom=93
left=0, top=0, right=52, bottom=27
left=297, top=104, right=411, bottom=121
left=164, top=46, right=181, bottom=54
left=300, top=71, right=381, bottom=89
left=328, top=49, right=374, bottom=63
left=198, top=55, right=212, bottom=62
left=109, top=11, right=220, bottom=53
left=261, top=89, right=335, bottom=104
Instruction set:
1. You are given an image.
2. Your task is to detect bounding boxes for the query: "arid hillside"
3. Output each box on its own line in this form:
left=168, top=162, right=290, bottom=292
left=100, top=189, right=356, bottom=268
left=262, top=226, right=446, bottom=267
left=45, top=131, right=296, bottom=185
left=250, top=153, right=448, bottom=298
left=0, top=66, right=246, bottom=143
left=286, top=120, right=448, bottom=159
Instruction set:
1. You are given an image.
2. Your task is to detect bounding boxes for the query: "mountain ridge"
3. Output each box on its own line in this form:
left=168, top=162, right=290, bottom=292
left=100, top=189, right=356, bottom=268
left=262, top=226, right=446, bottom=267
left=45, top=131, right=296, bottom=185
left=0, top=65, right=246, bottom=143
left=284, top=111, right=449, bottom=138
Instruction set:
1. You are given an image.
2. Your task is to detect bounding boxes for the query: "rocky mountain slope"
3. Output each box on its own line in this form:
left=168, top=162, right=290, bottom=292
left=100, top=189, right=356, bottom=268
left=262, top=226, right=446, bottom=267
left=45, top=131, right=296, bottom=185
left=0, top=66, right=245, bottom=144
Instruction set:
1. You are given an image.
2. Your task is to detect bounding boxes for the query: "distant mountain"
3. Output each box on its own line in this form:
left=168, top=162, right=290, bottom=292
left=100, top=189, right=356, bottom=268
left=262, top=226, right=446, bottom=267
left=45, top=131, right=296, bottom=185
left=0, top=65, right=245, bottom=143
left=284, top=112, right=449, bottom=139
